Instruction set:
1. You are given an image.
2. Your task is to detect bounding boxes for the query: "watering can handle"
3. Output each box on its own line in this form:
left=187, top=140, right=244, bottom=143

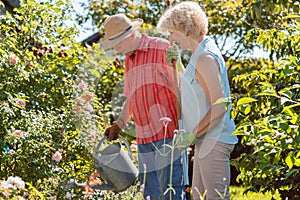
left=94, top=135, right=133, bottom=159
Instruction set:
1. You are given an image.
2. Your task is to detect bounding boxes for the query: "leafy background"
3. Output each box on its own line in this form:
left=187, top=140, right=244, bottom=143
left=0, top=0, right=299, bottom=199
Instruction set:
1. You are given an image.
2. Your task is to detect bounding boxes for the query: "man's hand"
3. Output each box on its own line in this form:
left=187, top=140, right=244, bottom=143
left=104, top=121, right=122, bottom=141
left=175, top=131, right=197, bottom=149
left=166, top=45, right=184, bottom=71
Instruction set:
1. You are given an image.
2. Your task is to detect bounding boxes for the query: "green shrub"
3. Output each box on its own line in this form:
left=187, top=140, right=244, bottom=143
left=230, top=15, right=300, bottom=199
left=0, top=0, right=110, bottom=199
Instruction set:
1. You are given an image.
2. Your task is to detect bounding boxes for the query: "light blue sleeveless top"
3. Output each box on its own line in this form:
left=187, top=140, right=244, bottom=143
left=181, top=36, right=238, bottom=144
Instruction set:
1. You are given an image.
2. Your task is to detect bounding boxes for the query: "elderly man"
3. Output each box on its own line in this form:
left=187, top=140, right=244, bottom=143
left=102, top=14, right=185, bottom=199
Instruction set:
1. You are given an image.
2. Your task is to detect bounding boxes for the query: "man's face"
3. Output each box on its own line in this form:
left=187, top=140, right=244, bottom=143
left=114, top=35, right=135, bottom=56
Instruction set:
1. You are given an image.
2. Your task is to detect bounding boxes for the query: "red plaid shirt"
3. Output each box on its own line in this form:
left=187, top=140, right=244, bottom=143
left=124, top=34, right=178, bottom=144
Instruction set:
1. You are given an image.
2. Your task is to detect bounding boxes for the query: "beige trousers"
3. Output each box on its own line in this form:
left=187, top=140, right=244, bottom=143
left=192, top=140, right=235, bottom=200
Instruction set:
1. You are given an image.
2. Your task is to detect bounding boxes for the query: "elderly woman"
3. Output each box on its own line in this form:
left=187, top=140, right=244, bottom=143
left=157, top=2, right=238, bottom=200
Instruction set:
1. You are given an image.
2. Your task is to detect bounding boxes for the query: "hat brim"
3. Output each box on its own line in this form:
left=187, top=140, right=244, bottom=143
left=101, top=19, right=143, bottom=50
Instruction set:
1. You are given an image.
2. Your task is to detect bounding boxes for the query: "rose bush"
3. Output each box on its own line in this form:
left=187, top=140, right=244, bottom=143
left=0, top=0, right=124, bottom=199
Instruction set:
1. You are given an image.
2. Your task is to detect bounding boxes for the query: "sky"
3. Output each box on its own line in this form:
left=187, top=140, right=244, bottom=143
left=70, top=0, right=269, bottom=59
left=71, top=0, right=97, bottom=42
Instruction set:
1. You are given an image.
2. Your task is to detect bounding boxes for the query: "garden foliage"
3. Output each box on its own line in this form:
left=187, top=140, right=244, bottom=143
left=0, top=0, right=123, bottom=199
left=229, top=5, right=300, bottom=200
left=0, top=0, right=299, bottom=199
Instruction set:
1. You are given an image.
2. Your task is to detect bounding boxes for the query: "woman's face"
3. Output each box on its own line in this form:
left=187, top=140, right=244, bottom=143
left=169, top=30, right=188, bottom=49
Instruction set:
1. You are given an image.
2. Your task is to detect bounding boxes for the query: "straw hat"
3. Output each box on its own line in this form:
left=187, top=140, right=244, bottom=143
left=101, top=14, right=143, bottom=49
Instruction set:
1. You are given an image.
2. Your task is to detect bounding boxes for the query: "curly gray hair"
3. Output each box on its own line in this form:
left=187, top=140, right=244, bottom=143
left=157, top=1, right=208, bottom=37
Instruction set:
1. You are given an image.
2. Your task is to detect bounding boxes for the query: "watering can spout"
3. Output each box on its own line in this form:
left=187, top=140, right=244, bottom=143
left=91, top=183, right=115, bottom=191
left=67, top=179, right=115, bottom=191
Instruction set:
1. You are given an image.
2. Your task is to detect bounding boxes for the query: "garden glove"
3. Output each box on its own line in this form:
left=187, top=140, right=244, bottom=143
left=104, top=121, right=122, bottom=141
left=166, top=45, right=185, bottom=72
left=175, top=131, right=197, bottom=150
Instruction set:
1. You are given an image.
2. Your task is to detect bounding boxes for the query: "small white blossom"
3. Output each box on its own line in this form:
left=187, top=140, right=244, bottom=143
left=159, top=117, right=172, bottom=123
left=5, top=176, right=25, bottom=190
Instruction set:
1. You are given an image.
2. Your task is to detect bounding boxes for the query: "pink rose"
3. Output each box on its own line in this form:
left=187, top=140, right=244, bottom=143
left=14, top=130, right=23, bottom=138
left=84, top=104, right=94, bottom=112
left=61, top=130, right=66, bottom=137
left=79, top=81, right=87, bottom=90
left=9, top=52, right=17, bottom=65
left=53, top=151, right=62, bottom=163
left=16, top=99, right=26, bottom=107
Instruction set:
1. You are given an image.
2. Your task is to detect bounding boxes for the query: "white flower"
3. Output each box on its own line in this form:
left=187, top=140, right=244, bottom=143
left=49, top=196, right=57, bottom=200
left=8, top=149, right=16, bottom=154
left=0, top=180, right=10, bottom=189
left=159, top=117, right=172, bottom=123
left=160, top=117, right=172, bottom=127
left=65, top=192, right=72, bottom=199
left=7, top=176, right=25, bottom=189
left=140, top=184, right=144, bottom=192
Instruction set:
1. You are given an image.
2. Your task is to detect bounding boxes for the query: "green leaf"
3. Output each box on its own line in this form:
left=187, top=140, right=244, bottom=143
left=285, top=154, right=294, bottom=169
left=237, top=97, right=257, bottom=107
left=282, top=103, right=300, bottom=113
left=295, top=159, right=300, bottom=167
left=284, top=14, right=300, bottom=19
left=274, top=151, right=281, bottom=164
left=285, top=169, right=298, bottom=180
left=244, top=105, right=251, bottom=115
left=257, top=92, right=277, bottom=97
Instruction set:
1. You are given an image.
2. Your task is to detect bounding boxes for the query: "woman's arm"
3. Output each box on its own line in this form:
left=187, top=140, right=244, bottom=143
left=193, top=54, right=227, bottom=138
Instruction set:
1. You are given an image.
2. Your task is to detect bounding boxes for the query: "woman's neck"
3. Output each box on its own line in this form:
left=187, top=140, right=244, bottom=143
left=190, top=35, right=205, bottom=54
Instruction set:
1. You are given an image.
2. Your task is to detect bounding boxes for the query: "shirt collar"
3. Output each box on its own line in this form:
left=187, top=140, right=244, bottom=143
left=136, top=34, right=150, bottom=53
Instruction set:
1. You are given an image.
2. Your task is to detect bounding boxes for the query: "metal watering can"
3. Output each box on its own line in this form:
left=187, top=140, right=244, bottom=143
left=93, top=135, right=139, bottom=192
left=69, top=135, right=139, bottom=193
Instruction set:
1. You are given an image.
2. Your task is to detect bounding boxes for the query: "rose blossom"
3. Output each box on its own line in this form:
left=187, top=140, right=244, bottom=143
left=52, top=151, right=62, bottom=163
left=61, top=130, right=66, bottom=137
left=79, top=81, right=87, bottom=90
left=16, top=99, right=26, bottom=107
left=14, top=130, right=23, bottom=138
left=7, top=176, right=25, bottom=189
left=84, top=104, right=94, bottom=112
left=9, top=52, right=17, bottom=65
left=72, top=105, right=83, bottom=115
